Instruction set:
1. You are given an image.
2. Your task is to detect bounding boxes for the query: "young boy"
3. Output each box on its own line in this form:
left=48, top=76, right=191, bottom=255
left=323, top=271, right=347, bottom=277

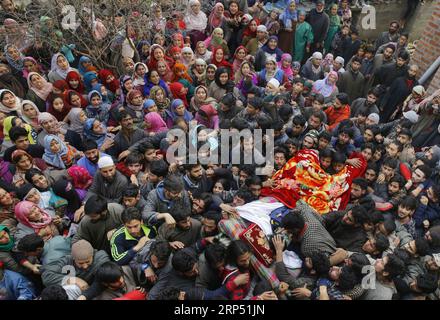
left=395, top=196, right=418, bottom=239
left=141, top=159, right=169, bottom=199
left=373, top=158, right=398, bottom=200
left=318, top=131, right=332, bottom=151
left=413, top=185, right=440, bottom=238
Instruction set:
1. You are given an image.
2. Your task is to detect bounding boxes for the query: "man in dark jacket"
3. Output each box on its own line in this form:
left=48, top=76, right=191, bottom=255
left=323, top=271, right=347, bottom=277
left=323, top=205, right=371, bottom=253
left=306, top=0, right=329, bottom=52
left=107, top=111, right=148, bottom=159
left=375, top=20, right=400, bottom=51
left=86, top=156, right=129, bottom=204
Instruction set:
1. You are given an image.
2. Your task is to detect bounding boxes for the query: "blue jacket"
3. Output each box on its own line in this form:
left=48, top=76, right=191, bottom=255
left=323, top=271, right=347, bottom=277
left=0, top=270, right=37, bottom=300
left=413, top=201, right=440, bottom=236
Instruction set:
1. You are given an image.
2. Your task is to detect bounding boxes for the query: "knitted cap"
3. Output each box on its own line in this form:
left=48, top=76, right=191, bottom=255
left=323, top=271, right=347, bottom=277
left=71, top=240, right=94, bottom=261
left=367, top=113, right=380, bottom=124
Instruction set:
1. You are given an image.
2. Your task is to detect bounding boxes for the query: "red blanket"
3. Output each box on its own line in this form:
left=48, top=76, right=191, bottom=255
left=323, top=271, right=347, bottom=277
left=261, top=149, right=367, bottom=214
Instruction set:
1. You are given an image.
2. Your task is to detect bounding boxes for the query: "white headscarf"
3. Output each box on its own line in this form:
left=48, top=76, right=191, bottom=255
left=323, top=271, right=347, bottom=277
left=0, top=89, right=21, bottom=113
left=20, top=100, right=40, bottom=125
left=27, top=72, right=53, bottom=101
left=184, top=0, right=208, bottom=32
left=50, top=53, right=73, bottom=79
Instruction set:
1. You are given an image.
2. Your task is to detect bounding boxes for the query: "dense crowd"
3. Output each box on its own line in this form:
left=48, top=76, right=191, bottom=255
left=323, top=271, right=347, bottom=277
left=0, top=0, right=439, bottom=301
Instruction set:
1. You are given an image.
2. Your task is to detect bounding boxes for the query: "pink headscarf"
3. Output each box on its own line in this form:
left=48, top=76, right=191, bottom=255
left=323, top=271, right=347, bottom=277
left=27, top=72, right=53, bottom=101
left=144, top=112, right=168, bottom=134
left=14, top=201, right=53, bottom=232
left=22, top=57, right=44, bottom=79
left=67, top=165, right=93, bottom=190
left=277, top=53, right=293, bottom=79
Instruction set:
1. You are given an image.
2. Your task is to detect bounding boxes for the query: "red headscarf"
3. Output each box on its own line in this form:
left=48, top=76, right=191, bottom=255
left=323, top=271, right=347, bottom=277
left=148, top=45, right=174, bottom=71
left=64, top=89, right=87, bottom=109
left=66, top=71, right=85, bottom=94
left=52, top=80, right=69, bottom=94
left=98, top=69, right=120, bottom=93
left=211, top=47, right=233, bottom=70
left=172, top=32, right=185, bottom=48
left=47, top=94, right=72, bottom=121
left=242, top=19, right=259, bottom=38
left=67, top=165, right=93, bottom=190
left=168, top=82, right=189, bottom=107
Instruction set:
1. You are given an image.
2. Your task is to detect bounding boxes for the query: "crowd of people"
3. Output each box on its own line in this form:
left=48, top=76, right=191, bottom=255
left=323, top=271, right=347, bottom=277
left=0, top=0, right=439, bottom=301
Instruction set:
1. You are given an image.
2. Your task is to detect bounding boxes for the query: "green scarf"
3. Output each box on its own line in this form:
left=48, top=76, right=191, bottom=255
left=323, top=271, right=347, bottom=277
left=0, top=225, right=15, bottom=252
left=329, top=6, right=342, bottom=27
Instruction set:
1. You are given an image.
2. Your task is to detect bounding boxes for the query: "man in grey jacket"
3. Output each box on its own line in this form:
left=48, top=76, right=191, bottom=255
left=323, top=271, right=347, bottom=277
left=143, top=175, right=191, bottom=228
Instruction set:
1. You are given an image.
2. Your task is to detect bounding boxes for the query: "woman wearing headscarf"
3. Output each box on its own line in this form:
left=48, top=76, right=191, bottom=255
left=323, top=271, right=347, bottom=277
left=19, top=100, right=40, bottom=129
left=208, top=2, right=226, bottom=34
left=52, top=177, right=84, bottom=222
left=10, top=150, right=47, bottom=188
left=278, top=0, right=298, bottom=55
left=254, top=35, right=284, bottom=72
left=208, top=67, right=241, bottom=103
left=14, top=201, right=60, bottom=242
left=184, top=0, right=208, bottom=47
left=124, top=89, right=145, bottom=128
left=149, top=86, right=171, bottom=112
left=0, top=89, right=21, bottom=116
left=321, top=53, right=334, bottom=75
left=25, top=72, right=53, bottom=112
left=210, top=47, right=233, bottom=75
left=24, top=169, right=68, bottom=218
left=235, top=61, right=258, bottom=97
left=65, top=71, right=85, bottom=94
left=52, top=80, right=69, bottom=96
left=204, top=28, right=230, bottom=59
left=64, top=108, right=87, bottom=138
left=83, top=71, right=100, bottom=93
left=277, top=53, right=294, bottom=80
left=164, top=99, right=193, bottom=128
left=232, top=46, right=249, bottom=74
left=156, top=59, right=174, bottom=83
left=42, top=134, right=79, bottom=170
left=172, top=63, right=194, bottom=85
left=257, top=56, right=285, bottom=88
left=37, top=112, right=83, bottom=152
left=4, top=44, right=25, bottom=76
left=132, top=62, right=149, bottom=91
left=22, top=57, right=45, bottom=80
left=144, top=112, right=169, bottom=135
left=137, top=40, right=151, bottom=64
left=181, top=47, right=196, bottom=70
left=324, top=4, right=342, bottom=54
left=223, top=0, right=245, bottom=55
left=0, top=64, right=26, bottom=99
left=143, top=70, right=170, bottom=98
left=147, top=44, right=174, bottom=72
left=195, top=104, right=220, bottom=130
left=85, top=90, right=110, bottom=124
left=98, top=69, right=121, bottom=95
left=168, top=82, right=190, bottom=108
left=190, top=85, right=217, bottom=113
left=189, top=59, right=208, bottom=87
left=242, top=19, right=259, bottom=47
left=48, top=53, right=77, bottom=83
left=63, top=90, right=87, bottom=110
left=0, top=225, right=32, bottom=274
left=83, top=118, right=113, bottom=149
left=312, top=70, right=339, bottom=104
left=77, top=56, right=94, bottom=76
left=67, top=165, right=93, bottom=192
left=195, top=41, right=212, bottom=63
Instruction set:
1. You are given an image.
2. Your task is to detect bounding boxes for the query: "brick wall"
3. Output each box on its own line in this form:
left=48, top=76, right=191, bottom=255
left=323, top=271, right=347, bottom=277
left=411, top=0, right=440, bottom=94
